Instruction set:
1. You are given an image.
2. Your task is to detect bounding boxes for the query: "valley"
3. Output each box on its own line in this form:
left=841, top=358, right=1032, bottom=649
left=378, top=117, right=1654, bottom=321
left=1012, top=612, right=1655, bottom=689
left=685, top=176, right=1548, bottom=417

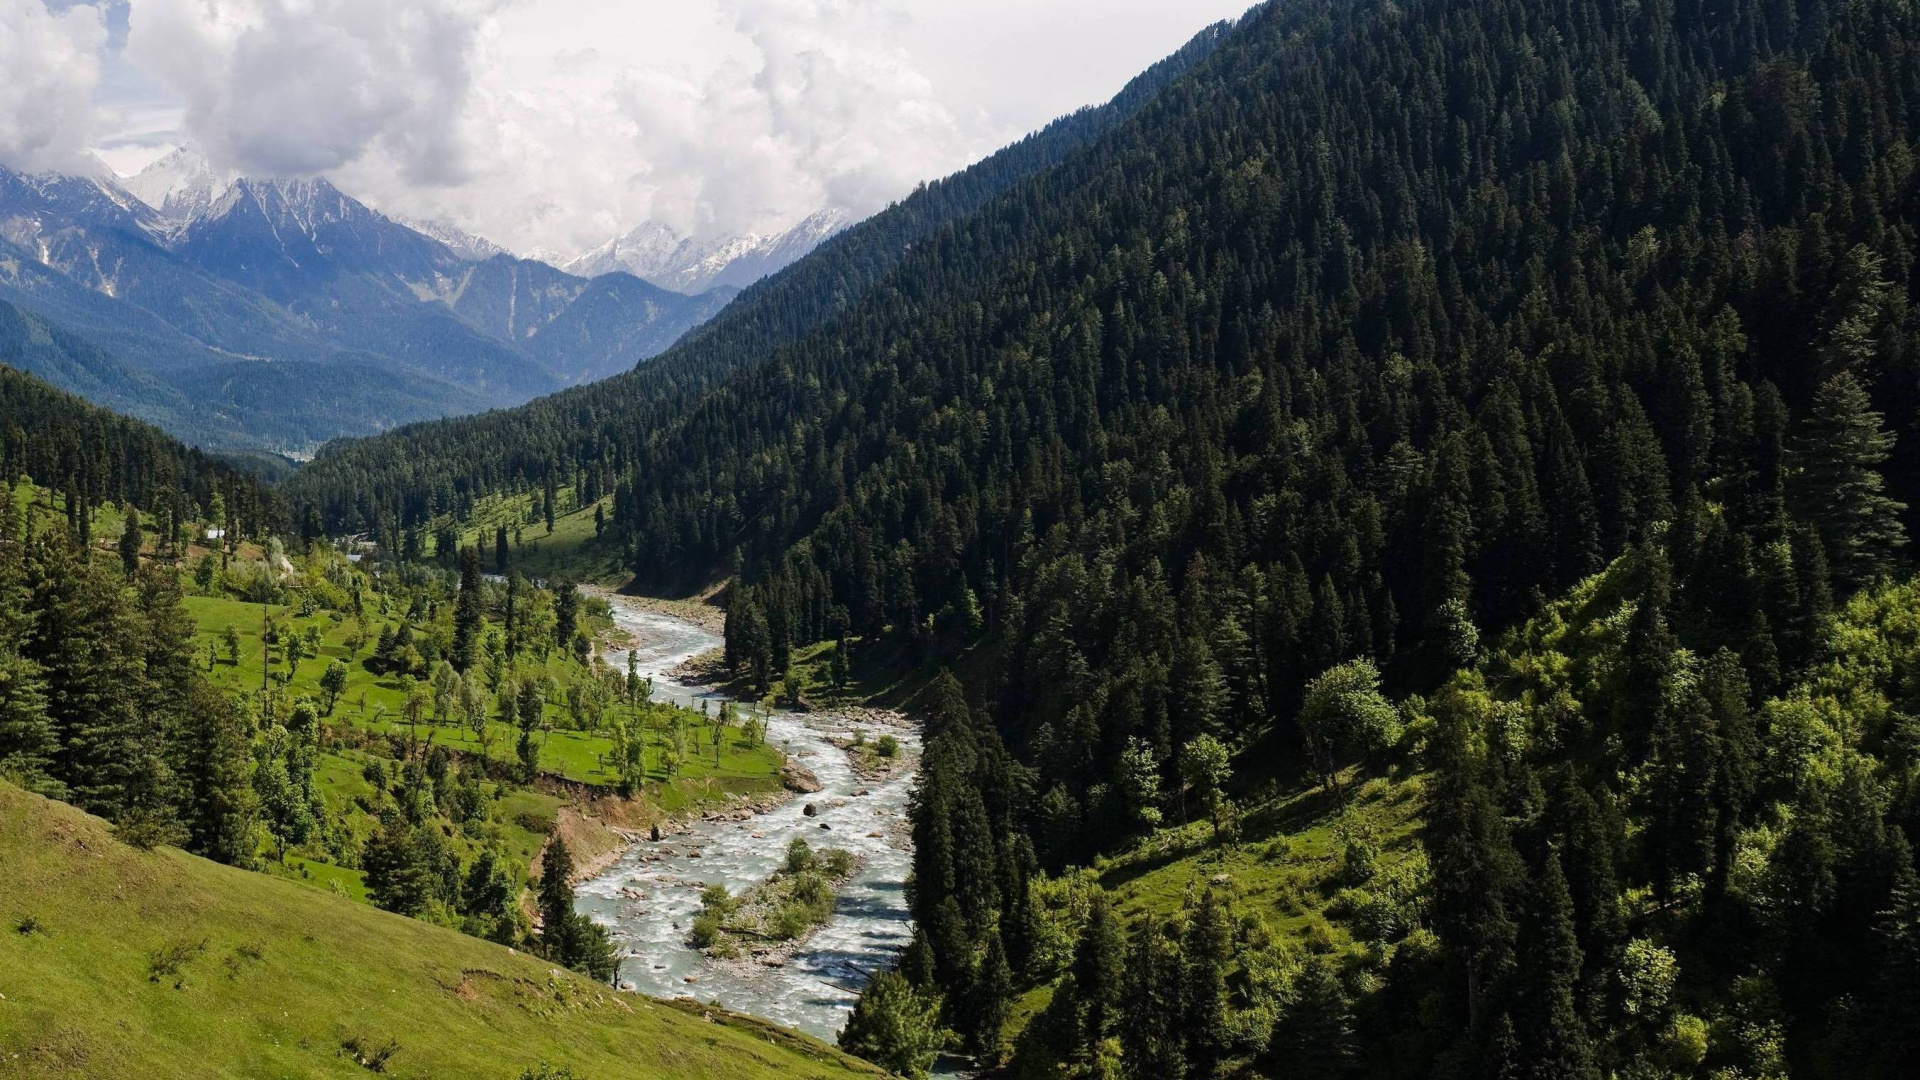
left=7, top=0, right=1920, bottom=1077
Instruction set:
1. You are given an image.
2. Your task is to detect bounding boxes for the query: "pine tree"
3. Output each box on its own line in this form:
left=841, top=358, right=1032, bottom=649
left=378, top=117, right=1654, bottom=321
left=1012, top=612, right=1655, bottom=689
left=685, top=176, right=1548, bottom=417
left=1790, top=373, right=1906, bottom=590
left=0, top=647, right=54, bottom=796
left=452, top=546, right=483, bottom=673
left=173, top=683, right=255, bottom=866
left=1875, top=830, right=1920, bottom=1074
left=495, top=524, right=510, bottom=573
left=118, top=509, right=140, bottom=578
left=967, top=929, right=1013, bottom=1063
left=1515, top=853, right=1598, bottom=1080
left=553, top=578, right=578, bottom=649
left=1120, top=916, right=1186, bottom=1080
left=839, top=969, right=945, bottom=1079
left=1073, top=891, right=1127, bottom=1055
left=1265, top=954, right=1356, bottom=1079
left=1182, top=890, right=1233, bottom=1079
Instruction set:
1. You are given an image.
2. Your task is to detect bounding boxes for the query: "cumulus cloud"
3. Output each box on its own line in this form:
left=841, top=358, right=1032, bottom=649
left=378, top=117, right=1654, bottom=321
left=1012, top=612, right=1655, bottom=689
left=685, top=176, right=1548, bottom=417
left=96, top=0, right=1251, bottom=255
left=124, top=0, right=494, bottom=182
left=0, top=0, right=107, bottom=171
left=611, top=0, right=989, bottom=238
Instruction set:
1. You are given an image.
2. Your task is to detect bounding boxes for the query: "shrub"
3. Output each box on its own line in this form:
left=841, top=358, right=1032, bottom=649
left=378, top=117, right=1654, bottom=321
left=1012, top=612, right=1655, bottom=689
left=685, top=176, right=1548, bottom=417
left=689, top=912, right=723, bottom=949
left=699, top=882, right=734, bottom=914
left=768, top=906, right=813, bottom=940
left=875, top=734, right=900, bottom=758
left=785, top=837, right=816, bottom=874
left=341, top=1035, right=401, bottom=1073
left=148, top=938, right=207, bottom=987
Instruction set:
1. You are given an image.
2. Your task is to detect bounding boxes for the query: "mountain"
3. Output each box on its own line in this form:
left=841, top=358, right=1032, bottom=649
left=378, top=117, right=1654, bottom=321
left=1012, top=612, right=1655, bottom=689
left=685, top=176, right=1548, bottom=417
left=293, top=0, right=1920, bottom=1076
left=437, top=253, right=739, bottom=382
left=120, top=144, right=230, bottom=223
left=286, top=16, right=1234, bottom=525
left=561, top=209, right=852, bottom=293
left=0, top=151, right=737, bottom=451
left=393, top=214, right=510, bottom=262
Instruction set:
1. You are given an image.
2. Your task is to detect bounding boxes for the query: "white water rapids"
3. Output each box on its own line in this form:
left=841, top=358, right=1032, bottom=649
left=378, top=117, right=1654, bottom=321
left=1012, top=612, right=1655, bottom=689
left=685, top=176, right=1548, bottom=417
left=575, top=597, right=921, bottom=1043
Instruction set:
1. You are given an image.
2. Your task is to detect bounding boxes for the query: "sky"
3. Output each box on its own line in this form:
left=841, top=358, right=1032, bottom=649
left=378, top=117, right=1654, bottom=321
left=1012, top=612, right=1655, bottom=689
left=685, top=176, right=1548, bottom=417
left=1, top=0, right=1254, bottom=258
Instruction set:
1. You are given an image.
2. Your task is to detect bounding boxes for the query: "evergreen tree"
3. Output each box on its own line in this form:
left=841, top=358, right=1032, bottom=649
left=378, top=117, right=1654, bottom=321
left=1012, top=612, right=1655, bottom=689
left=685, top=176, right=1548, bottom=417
left=1874, top=830, right=1920, bottom=1074
left=1790, top=373, right=1906, bottom=589
left=452, top=545, right=483, bottom=673
left=840, top=969, right=945, bottom=1080
left=553, top=578, right=578, bottom=649
left=1182, top=890, right=1233, bottom=1079
left=1265, top=954, right=1356, bottom=1079
left=1514, top=854, right=1598, bottom=1080
left=966, top=929, right=1013, bottom=1063
left=118, top=510, right=140, bottom=578
left=1072, top=891, right=1127, bottom=1055
left=1121, top=916, right=1186, bottom=1080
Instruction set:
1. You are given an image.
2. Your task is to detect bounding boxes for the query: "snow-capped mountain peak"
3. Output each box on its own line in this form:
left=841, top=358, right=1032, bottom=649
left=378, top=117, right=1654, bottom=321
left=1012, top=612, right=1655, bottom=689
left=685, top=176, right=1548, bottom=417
left=559, top=209, right=852, bottom=294
left=122, top=146, right=233, bottom=224
left=395, top=216, right=510, bottom=262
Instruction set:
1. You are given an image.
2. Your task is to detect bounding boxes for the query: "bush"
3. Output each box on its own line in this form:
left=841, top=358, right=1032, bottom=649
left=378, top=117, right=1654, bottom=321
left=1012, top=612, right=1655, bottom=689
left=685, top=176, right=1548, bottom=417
left=768, top=906, right=813, bottom=940
left=875, top=734, right=900, bottom=758
left=342, top=1035, right=401, bottom=1073
left=785, top=837, right=816, bottom=874
left=689, top=912, right=723, bottom=949
left=699, top=882, right=734, bottom=914
left=792, top=872, right=833, bottom=908
left=823, top=848, right=858, bottom=876
left=148, top=938, right=207, bottom=987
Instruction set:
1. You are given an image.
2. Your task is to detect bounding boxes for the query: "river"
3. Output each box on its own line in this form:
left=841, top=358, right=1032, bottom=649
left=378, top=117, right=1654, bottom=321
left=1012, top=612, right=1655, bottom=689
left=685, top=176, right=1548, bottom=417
left=574, top=597, right=921, bottom=1044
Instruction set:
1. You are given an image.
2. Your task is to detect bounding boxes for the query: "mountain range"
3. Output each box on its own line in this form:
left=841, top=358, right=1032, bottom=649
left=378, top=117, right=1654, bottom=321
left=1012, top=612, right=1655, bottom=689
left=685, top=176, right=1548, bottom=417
left=0, top=147, right=858, bottom=453
left=558, top=209, right=852, bottom=294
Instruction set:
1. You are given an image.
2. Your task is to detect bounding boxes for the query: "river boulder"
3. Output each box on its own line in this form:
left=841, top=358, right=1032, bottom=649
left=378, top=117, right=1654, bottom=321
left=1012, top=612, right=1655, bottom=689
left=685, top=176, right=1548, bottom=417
left=781, top=760, right=823, bottom=793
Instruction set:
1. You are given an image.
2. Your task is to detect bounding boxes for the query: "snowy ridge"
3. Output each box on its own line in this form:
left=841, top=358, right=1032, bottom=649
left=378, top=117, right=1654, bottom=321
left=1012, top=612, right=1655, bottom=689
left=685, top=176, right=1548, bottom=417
left=560, top=208, right=852, bottom=294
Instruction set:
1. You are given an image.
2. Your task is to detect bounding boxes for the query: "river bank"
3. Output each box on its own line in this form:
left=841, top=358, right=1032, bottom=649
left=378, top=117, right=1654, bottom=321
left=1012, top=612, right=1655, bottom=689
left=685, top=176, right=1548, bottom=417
left=574, top=597, right=923, bottom=1044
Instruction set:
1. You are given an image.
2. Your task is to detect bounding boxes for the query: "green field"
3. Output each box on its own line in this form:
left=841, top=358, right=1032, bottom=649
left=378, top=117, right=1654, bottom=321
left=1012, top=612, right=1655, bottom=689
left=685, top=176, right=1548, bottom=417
left=437, top=491, right=629, bottom=586
left=0, top=782, right=884, bottom=1080
left=185, top=594, right=782, bottom=795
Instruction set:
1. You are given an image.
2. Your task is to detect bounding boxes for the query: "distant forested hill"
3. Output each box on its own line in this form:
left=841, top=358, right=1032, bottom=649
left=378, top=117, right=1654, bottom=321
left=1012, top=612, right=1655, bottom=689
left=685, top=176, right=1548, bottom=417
left=0, top=358, right=280, bottom=538
left=286, top=0, right=1920, bottom=1075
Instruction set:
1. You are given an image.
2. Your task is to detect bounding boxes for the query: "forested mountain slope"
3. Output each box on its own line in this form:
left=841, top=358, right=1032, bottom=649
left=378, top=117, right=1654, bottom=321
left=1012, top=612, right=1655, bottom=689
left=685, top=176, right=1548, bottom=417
left=0, top=361, right=280, bottom=540
left=283, top=17, right=1236, bottom=527
left=290, top=0, right=1920, bottom=1075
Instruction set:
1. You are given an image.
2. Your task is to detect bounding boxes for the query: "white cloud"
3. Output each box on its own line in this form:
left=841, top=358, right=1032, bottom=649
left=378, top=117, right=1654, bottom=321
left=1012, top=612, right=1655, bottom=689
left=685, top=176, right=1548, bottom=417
left=93, top=0, right=1255, bottom=255
left=608, top=0, right=989, bottom=238
left=0, top=0, right=106, bottom=171
left=124, top=0, right=495, bottom=182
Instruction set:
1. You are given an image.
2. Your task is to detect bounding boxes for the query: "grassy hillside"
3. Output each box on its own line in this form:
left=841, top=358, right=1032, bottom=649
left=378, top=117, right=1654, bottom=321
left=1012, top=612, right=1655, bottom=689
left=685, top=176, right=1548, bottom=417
left=0, top=782, right=885, bottom=1080
left=183, top=594, right=780, bottom=794
left=1003, top=768, right=1428, bottom=1062
left=437, top=492, right=629, bottom=587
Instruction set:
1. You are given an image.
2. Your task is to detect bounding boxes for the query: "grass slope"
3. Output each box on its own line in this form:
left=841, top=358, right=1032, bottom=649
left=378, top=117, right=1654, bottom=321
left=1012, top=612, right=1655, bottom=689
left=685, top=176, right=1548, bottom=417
left=0, top=782, right=884, bottom=1080
left=185, top=595, right=782, bottom=795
